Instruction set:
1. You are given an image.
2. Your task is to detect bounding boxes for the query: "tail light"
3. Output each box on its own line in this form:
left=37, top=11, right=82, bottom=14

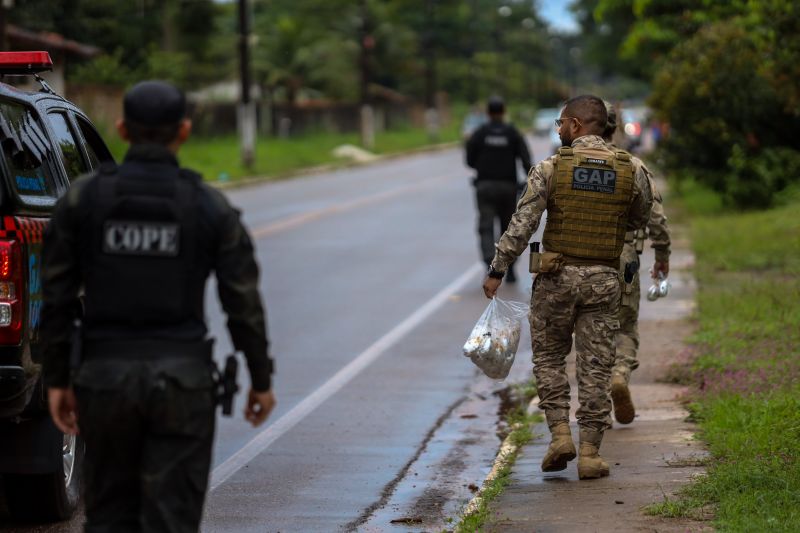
left=0, top=240, right=23, bottom=344
left=624, top=122, right=642, bottom=137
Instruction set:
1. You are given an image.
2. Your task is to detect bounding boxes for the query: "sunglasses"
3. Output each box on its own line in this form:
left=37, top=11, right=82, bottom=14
left=555, top=117, right=582, bottom=128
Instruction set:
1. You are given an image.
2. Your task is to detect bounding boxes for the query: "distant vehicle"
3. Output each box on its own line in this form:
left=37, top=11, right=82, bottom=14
left=533, top=107, right=560, bottom=135
left=0, top=51, right=113, bottom=522
left=548, top=126, right=562, bottom=156
left=620, top=106, right=649, bottom=152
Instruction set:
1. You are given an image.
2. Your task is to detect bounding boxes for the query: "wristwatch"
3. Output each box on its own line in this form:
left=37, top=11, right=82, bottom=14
left=487, top=266, right=505, bottom=279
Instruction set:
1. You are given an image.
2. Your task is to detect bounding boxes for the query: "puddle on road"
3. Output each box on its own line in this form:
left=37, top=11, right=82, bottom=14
left=356, top=359, right=534, bottom=533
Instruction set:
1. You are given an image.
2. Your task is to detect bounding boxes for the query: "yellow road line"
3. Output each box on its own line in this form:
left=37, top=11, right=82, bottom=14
left=250, top=173, right=458, bottom=239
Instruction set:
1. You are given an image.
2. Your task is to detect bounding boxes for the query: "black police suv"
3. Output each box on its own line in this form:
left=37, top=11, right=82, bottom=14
left=0, top=52, right=113, bottom=521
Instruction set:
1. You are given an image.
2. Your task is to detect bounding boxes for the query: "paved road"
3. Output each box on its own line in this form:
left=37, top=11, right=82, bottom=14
left=1, top=134, right=551, bottom=532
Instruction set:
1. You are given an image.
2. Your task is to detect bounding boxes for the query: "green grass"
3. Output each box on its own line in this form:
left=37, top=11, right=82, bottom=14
left=649, top=179, right=800, bottom=531
left=104, top=126, right=460, bottom=182
left=671, top=176, right=725, bottom=217
left=455, top=453, right=518, bottom=533
left=455, top=416, right=537, bottom=533
left=454, top=382, right=541, bottom=533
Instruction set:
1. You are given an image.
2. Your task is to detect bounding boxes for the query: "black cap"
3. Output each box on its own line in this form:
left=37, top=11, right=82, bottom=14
left=487, top=96, right=505, bottom=114
left=123, top=80, right=186, bottom=126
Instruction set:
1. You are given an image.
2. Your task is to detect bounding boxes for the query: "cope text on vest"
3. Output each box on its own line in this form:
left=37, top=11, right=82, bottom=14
left=103, top=221, right=180, bottom=257
left=572, top=166, right=617, bottom=194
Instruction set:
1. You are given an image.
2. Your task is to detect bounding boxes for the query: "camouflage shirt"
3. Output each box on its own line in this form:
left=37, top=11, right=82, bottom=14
left=491, top=135, right=654, bottom=272
left=641, top=161, right=671, bottom=263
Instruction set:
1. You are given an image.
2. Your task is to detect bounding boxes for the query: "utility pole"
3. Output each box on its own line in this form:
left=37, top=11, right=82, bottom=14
left=423, top=0, right=439, bottom=141
left=358, top=0, right=374, bottom=149
left=238, top=0, right=256, bottom=169
left=467, top=0, right=479, bottom=104
left=0, top=0, right=14, bottom=51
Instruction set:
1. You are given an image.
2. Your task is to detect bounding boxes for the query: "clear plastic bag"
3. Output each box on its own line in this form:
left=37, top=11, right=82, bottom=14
left=463, top=297, right=528, bottom=380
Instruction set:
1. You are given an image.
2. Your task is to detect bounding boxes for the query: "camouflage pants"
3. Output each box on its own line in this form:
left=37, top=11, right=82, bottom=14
left=74, top=356, right=216, bottom=533
left=530, top=265, right=621, bottom=434
left=614, top=244, right=641, bottom=382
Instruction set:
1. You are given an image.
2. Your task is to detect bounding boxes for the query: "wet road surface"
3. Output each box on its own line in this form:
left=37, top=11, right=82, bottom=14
left=1, top=135, right=550, bottom=532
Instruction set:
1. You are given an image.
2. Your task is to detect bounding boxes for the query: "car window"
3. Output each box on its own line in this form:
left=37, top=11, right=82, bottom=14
left=48, top=111, right=89, bottom=182
left=0, top=99, right=58, bottom=199
left=75, top=115, right=113, bottom=168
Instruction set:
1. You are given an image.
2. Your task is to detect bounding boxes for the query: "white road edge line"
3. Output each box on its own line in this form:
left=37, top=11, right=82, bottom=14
left=210, top=261, right=485, bottom=491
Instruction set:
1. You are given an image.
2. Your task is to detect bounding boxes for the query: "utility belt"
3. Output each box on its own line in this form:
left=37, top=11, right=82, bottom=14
left=73, top=325, right=240, bottom=416
left=473, top=176, right=518, bottom=188
left=82, top=338, right=213, bottom=360
left=528, top=242, right=618, bottom=273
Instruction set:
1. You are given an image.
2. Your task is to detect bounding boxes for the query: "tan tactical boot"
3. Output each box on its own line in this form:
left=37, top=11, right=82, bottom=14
left=577, top=442, right=610, bottom=479
left=610, top=372, right=635, bottom=424
left=541, top=422, right=576, bottom=472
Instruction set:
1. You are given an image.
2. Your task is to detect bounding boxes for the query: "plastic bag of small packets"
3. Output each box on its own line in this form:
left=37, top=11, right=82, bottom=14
left=462, top=298, right=528, bottom=379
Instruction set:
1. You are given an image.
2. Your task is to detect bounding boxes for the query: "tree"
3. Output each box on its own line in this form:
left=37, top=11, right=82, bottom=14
left=10, top=0, right=219, bottom=87
left=649, top=16, right=800, bottom=207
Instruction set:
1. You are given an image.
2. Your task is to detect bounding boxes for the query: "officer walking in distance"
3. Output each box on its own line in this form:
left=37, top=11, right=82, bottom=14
left=602, top=102, right=671, bottom=425
left=466, top=96, right=532, bottom=282
left=483, top=95, right=653, bottom=479
left=40, top=81, right=276, bottom=532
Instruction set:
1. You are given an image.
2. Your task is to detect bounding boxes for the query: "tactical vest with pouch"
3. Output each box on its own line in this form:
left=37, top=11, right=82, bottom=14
left=83, top=164, right=202, bottom=328
left=542, top=145, right=634, bottom=266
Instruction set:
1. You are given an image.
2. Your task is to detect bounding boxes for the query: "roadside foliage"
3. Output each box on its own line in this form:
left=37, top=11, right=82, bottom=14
left=587, top=0, right=800, bottom=208
left=655, top=183, right=800, bottom=530
left=581, top=1, right=800, bottom=529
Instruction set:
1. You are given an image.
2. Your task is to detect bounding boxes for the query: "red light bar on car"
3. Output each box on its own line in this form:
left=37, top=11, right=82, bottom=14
left=0, top=51, right=53, bottom=75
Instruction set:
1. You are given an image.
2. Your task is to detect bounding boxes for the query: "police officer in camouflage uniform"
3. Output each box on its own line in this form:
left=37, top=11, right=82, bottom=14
left=40, top=81, right=276, bottom=532
left=466, top=96, right=532, bottom=282
left=602, top=102, right=671, bottom=425
left=483, top=95, right=652, bottom=479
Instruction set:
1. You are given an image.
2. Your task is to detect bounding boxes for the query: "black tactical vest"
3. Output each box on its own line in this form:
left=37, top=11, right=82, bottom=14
left=83, top=164, right=202, bottom=328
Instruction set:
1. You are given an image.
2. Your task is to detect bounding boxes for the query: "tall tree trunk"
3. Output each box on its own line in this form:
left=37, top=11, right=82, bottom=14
left=161, top=0, right=178, bottom=52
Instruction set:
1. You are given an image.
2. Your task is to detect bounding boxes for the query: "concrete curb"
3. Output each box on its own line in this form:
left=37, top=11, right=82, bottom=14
left=459, top=397, right=541, bottom=520
left=210, top=140, right=461, bottom=191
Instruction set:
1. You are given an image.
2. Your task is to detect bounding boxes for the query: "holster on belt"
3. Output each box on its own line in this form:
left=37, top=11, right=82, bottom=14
left=539, top=252, right=564, bottom=273
left=214, top=354, right=240, bottom=417
left=621, top=260, right=639, bottom=306
left=529, top=242, right=541, bottom=273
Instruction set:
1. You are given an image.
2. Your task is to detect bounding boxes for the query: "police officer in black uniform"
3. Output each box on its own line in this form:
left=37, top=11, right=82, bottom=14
left=466, top=96, right=532, bottom=282
left=40, top=81, right=276, bottom=532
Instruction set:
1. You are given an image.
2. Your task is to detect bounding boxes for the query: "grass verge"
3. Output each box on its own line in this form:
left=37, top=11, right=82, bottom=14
left=646, top=178, right=800, bottom=531
left=454, top=381, right=541, bottom=533
left=104, top=126, right=460, bottom=182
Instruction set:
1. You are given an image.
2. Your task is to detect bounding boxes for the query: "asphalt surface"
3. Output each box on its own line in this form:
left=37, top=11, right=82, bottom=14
left=1, top=135, right=551, bottom=532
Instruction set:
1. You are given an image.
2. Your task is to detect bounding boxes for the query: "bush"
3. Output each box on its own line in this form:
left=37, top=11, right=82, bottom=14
left=650, top=19, right=800, bottom=208
left=725, top=146, right=800, bottom=209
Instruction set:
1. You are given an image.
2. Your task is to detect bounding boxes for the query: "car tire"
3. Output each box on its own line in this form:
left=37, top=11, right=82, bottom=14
left=3, top=431, right=83, bottom=522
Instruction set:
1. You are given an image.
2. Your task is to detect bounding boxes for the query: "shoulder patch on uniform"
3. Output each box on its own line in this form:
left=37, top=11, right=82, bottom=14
left=572, top=166, right=617, bottom=194
left=614, top=150, right=631, bottom=162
